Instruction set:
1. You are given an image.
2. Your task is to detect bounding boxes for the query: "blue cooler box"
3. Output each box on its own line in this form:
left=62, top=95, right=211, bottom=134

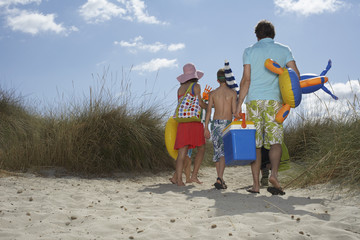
left=222, top=121, right=256, bottom=166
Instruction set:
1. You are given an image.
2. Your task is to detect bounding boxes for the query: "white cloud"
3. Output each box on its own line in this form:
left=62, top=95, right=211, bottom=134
left=133, top=58, right=178, bottom=72
left=126, top=0, right=166, bottom=24
left=0, top=0, right=41, bottom=7
left=5, top=9, right=75, bottom=35
left=289, top=80, right=360, bottom=122
left=79, top=0, right=166, bottom=24
left=1, top=1, right=78, bottom=36
left=168, top=43, right=186, bottom=52
left=79, top=0, right=128, bottom=23
left=274, top=0, right=345, bottom=16
left=114, top=36, right=185, bottom=53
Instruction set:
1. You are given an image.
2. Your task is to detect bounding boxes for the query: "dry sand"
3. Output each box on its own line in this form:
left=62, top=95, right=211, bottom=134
left=0, top=166, right=359, bottom=240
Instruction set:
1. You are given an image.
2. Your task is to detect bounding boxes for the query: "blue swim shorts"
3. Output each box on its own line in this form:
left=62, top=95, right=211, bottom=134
left=210, top=119, right=232, bottom=162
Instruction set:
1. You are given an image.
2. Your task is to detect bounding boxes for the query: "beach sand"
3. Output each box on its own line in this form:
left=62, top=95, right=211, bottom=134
left=0, top=166, right=359, bottom=240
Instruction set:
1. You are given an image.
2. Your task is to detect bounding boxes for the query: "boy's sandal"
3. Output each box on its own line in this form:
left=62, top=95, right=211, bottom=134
left=222, top=180, right=228, bottom=189
left=214, top=177, right=226, bottom=190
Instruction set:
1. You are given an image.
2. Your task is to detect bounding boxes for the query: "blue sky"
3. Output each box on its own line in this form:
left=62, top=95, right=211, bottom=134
left=0, top=0, right=359, bottom=118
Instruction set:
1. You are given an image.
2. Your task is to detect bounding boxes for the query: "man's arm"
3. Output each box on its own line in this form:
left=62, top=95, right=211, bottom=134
left=204, top=92, right=213, bottom=139
left=235, top=64, right=251, bottom=116
left=286, top=60, right=300, bottom=79
left=231, top=90, right=237, bottom=119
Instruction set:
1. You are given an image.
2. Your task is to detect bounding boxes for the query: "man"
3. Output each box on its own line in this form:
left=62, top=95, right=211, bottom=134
left=235, top=20, right=300, bottom=195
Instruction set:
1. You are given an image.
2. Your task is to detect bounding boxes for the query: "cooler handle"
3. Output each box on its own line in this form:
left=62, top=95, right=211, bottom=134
left=234, top=113, right=247, bottom=129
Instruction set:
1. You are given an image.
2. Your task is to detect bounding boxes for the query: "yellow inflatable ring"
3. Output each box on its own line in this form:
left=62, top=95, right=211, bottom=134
left=164, top=117, right=178, bottom=160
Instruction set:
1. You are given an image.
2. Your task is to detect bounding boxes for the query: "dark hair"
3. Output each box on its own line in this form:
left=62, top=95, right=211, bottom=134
left=255, top=20, right=275, bottom=40
left=181, top=78, right=198, bottom=85
left=217, top=68, right=226, bottom=83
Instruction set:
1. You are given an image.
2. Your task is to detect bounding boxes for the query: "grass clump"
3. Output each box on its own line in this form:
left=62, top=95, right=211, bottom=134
left=283, top=81, right=360, bottom=190
left=0, top=89, right=42, bottom=170
left=2, top=70, right=359, bottom=189
left=0, top=74, right=174, bottom=175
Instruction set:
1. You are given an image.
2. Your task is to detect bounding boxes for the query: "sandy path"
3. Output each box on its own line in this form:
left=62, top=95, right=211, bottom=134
left=0, top=166, right=359, bottom=239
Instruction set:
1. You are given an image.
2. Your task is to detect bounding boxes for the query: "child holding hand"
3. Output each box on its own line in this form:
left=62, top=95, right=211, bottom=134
left=204, top=68, right=237, bottom=189
left=170, top=63, right=208, bottom=186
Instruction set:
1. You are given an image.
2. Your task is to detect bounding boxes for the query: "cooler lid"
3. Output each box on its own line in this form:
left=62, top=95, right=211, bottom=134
left=222, top=121, right=255, bottom=136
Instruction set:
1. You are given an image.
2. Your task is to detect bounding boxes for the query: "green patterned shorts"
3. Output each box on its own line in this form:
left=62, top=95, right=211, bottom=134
left=246, top=100, right=283, bottom=149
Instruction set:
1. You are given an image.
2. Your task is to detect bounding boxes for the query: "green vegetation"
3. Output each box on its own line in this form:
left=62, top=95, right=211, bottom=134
left=0, top=77, right=359, bottom=190
left=283, top=83, right=360, bottom=189
left=0, top=76, right=174, bottom=175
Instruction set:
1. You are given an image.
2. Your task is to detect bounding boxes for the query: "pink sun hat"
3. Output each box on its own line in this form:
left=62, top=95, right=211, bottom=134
left=177, top=63, right=204, bottom=83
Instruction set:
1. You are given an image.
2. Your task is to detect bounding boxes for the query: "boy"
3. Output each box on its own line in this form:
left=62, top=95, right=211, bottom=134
left=204, top=68, right=237, bottom=189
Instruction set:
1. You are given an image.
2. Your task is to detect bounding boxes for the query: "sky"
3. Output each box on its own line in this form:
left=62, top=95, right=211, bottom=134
left=0, top=0, right=359, bottom=119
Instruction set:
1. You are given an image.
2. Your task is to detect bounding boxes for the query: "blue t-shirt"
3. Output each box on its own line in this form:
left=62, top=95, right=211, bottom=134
left=243, top=38, right=294, bottom=103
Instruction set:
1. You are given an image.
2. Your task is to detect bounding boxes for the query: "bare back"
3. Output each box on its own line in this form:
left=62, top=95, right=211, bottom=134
left=209, top=84, right=237, bottom=121
left=177, top=82, right=192, bottom=98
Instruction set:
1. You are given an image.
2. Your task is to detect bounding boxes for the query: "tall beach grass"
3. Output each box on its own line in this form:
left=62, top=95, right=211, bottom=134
left=1, top=72, right=359, bottom=190
left=0, top=71, right=174, bottom=175
left=283, top=80, right=360, bottom=189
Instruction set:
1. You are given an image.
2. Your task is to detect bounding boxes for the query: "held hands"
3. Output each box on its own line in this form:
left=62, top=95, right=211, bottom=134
left=204, top=128, right=211, bottom=139
left=202, top=85, right=212, bottom=101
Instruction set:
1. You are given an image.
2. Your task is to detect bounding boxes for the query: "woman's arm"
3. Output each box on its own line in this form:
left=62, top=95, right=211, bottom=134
left=195, top=84, right=208, bottom=109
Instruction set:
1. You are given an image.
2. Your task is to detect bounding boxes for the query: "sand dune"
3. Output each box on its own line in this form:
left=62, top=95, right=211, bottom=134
left=0, top=166, right=359, bottom=239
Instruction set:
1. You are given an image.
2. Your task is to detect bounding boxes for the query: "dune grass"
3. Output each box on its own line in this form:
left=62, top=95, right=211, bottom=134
left=283, top=82, right=360, bottom=190
left=0, top=74, right=359, bottom=190
left=0, top=74, right=174, bottom=175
